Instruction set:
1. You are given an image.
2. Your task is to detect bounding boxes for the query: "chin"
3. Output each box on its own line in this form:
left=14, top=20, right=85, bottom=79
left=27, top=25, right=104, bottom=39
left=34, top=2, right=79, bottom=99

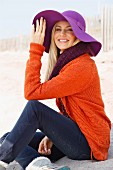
left=59, top=47, right=68, bottom=51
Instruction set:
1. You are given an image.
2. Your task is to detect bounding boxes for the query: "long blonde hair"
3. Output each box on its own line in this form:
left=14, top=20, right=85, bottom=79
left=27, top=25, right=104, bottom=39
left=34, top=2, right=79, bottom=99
left=44, top=24, right=80, bottom=82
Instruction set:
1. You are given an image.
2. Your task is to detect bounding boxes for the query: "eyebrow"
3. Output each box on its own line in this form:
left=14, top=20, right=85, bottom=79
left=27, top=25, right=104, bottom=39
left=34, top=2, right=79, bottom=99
left=55, top=25, right=71, bottom=28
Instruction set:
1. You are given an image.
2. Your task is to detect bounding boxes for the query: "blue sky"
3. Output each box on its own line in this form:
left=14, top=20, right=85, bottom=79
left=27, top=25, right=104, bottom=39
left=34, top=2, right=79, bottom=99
left=0, top=0, right=113, bottom=39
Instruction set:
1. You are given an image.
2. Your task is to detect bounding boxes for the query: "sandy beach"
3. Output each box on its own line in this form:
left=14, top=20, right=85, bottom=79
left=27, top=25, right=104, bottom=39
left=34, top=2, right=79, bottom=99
left=0, top=50, right=113, bottom=169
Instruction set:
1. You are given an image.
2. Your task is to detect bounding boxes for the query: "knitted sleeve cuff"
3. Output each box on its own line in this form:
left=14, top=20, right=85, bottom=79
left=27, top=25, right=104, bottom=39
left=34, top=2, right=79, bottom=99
left=29, top=43, right=45, bottom=56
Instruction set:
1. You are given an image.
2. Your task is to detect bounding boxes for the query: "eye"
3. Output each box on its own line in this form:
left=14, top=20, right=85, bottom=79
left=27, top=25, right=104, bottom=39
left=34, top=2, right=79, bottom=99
left=55, top=28, right=61, bottom=32
left=66, top=28, right=73, bottom=32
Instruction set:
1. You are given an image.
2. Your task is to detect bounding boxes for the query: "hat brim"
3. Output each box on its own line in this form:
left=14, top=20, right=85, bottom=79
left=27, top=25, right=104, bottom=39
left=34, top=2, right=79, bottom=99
left=32, top=10, right=101, bottom=56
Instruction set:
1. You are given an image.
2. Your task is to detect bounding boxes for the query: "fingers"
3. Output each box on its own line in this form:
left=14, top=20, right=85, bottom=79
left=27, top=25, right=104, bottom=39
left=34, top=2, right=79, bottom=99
left=38, top=17, right=43, bottom=33
left=31, top=17, right=46, bottom=45
left=31, top=24, right=35, bottom=34
left=36, top=20, right=39, bottom=32
left=43, top=138, right=48, bottom=152
left=38, top=137, right=51, bottom=155
left=38, top=139, right=47, bottom=154
left=38, top=140, right=43, bottom=153
left=42, top=19, right=46, bottom=34
left=36, top=17, right=46, bottom=34
left=30, top=24, right=35, bottom=41
left=43, top=138, right=51, bottom=154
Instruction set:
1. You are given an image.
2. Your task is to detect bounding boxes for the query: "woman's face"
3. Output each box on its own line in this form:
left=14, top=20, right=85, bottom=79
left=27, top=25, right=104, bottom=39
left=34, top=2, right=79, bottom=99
left=54, top=21, right=76, bottom=53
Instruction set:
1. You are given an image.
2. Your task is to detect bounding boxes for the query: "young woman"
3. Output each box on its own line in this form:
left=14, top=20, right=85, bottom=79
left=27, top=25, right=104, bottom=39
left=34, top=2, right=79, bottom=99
left=0, top=10, right=111, bottom=170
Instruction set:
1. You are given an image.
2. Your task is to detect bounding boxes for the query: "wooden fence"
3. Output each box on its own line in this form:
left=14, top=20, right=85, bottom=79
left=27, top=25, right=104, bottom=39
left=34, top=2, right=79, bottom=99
left=0, top=5, right=113, bottom=52
left=101, top=5, right=113, bottom=51
left=87, top=4, right=113, bottom=52
left=0, top=35, right=30, bottom=52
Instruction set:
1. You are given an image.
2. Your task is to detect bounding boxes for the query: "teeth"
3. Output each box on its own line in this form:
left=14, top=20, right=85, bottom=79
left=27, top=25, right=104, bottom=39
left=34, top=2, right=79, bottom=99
left=59, top=39, right=67, bottom=42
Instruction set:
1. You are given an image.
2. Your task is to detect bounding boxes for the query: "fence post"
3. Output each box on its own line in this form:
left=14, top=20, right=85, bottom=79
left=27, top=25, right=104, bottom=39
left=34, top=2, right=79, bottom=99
left=101, top=4, right=113, bottom=52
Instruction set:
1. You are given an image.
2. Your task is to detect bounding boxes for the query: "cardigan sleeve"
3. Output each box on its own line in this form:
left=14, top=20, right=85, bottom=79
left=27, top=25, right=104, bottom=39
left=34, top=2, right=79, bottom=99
left=24, top=43, right=94, bottom=100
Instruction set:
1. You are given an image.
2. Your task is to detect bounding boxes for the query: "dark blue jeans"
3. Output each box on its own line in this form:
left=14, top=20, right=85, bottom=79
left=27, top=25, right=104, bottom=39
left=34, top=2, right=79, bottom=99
left=0, top=100, right=91, bottom=169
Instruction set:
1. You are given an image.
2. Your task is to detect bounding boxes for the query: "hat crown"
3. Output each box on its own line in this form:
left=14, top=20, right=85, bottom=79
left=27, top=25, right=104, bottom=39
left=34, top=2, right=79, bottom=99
left=62, top=10, right=86, bottom=31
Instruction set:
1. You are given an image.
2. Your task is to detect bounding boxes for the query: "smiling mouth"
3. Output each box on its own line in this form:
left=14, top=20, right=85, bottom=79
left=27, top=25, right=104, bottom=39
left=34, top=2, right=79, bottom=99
left=58, top=39, right=68, bottom=42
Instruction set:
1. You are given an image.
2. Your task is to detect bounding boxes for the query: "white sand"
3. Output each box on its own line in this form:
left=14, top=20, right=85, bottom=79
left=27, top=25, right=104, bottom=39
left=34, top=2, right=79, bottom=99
left=0, top=50, right=113, bottom=135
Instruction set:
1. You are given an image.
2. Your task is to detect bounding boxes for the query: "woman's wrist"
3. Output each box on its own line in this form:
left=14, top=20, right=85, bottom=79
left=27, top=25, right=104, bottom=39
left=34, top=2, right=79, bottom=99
left=29, top=43, right=45, bottom=57
left=30, top=43, right=45, bottom=51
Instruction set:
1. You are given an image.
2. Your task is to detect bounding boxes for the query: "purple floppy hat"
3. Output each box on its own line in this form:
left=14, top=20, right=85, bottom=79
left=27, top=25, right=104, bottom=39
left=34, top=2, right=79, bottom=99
left=32, top=10, right=102, bottom=56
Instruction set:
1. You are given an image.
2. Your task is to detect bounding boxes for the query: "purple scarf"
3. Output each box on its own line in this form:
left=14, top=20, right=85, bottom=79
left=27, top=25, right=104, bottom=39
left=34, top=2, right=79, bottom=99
left=49, top=41, right=90, bottom=80
left=48, top=41, right=90, bottom=117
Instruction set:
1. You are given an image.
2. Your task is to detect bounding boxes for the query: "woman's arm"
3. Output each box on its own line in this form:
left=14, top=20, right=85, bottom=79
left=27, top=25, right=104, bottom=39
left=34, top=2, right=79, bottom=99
left=24, top=45, right=94, bottom=100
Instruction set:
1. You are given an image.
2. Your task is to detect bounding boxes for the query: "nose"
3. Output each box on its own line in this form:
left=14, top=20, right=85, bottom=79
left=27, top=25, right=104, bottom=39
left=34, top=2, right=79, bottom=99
left=60, top=30, right=66, bottom=35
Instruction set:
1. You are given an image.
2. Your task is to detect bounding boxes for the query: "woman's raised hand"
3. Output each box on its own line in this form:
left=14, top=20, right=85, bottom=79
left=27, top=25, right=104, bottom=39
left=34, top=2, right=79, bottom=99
left=31, top=17, right=46, bottom=45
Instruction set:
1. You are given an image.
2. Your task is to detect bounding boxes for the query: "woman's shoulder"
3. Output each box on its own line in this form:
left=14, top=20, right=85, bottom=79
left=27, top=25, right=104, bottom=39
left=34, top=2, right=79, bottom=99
left=61, top=53, right=95, bottom=72
left=72, top=53, right=95, bottom=64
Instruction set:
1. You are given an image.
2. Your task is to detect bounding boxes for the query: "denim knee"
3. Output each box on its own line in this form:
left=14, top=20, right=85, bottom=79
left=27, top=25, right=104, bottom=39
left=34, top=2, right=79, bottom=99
left=27, top=100, right=39, bottom=105
left=0, top=132, right=10, bottom=145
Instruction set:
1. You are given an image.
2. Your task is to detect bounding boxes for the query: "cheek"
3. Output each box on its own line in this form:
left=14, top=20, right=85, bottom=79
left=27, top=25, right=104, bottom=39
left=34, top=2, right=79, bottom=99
left=54, top=33, right=57, bottom=41
left=70, top=36, right=76, bottom=43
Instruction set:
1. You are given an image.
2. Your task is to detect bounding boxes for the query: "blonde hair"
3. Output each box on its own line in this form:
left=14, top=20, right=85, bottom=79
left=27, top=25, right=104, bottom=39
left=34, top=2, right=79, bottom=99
left=44, top=24, right=80, bottom=82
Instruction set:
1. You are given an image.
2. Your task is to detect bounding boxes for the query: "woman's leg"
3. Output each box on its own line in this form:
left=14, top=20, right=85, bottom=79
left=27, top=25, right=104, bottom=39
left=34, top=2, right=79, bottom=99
left=7, top=132, right=45, bottom=169
left=0, top=133, right=9, bottom=145
left=0, top=100, right=90, bottom=163
left=8, top=146, right=39, bottom=169
left=0, top=132, right=65, bottom=169
left=0, top=132, right=45, bottom=168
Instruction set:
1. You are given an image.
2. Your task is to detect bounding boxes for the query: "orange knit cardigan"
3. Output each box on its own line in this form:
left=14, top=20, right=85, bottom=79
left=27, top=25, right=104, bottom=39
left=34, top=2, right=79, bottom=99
left=24, top=43, right=111, bottom=160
